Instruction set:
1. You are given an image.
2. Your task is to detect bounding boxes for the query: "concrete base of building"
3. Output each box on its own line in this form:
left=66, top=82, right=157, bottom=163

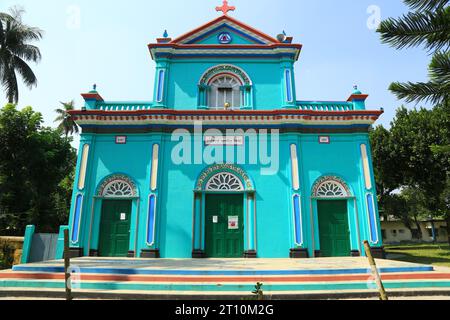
left=290, top=248, right=309, bottom=259
left=89, top=250, right=99, bottom=257
left=371, top=247, right=386, bottom=259
left=69, top=248, right=84, bottom=258
left=243, top=250, right=257, bottom=258
left=140, top=249, right=160, bottom=259
left=351, top=250, right=361, bottom=257
left=192, top=250, right=206, bottom=259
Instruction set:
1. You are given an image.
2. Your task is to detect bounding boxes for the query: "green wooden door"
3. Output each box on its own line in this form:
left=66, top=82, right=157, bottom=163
left=318, top=200, right=351, bottom=257
left=98, top=200, right=132, bottom=257
left=205, top=194, right=244, bottom=258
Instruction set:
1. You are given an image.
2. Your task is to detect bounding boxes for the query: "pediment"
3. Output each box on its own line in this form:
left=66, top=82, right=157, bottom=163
left=171, top=15, right=279, bottom=46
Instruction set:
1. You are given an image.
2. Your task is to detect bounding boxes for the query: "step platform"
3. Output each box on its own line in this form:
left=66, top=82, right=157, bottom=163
left=1, top=257, right=450, bottom=300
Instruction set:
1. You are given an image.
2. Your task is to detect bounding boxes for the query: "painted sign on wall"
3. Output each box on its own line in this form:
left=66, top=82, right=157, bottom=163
left=205, top=136, right=244, bottom=146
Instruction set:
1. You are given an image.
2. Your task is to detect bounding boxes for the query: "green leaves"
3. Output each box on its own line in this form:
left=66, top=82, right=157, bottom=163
left=0, top=7, right=43, bottom=104
left=377, top=1, right=449, bottom=105
left=429, top=51, right=450, bottom=82
left=0, top=104, right=76, bottom=235
left=404, top=0, right=449, bottom=11
left=389, top=81, right=446, bottom=105
left=370, top=104, right=450, bottom=221
left=378, top=9, right=449, bottom=52
left=54, top=100, right=79, bottom=137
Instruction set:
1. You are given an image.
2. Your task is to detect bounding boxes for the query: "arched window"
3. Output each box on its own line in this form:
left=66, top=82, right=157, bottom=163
left=206, top=172, right=244, bottom=191
left=312, top=176, right=351, bottom=198
left=98, top=175, right=138, bottom=198
left=102, top=180, right=133, bottom=197
left=209, top=75, right=242, bottom=110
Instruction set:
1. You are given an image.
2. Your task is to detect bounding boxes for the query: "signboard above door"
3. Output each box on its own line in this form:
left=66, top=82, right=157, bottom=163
left=205, top=136, right=244, bottom=146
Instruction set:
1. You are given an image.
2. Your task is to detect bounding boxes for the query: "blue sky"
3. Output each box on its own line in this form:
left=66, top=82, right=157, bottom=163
left=1, top=0, right=431, bottom=141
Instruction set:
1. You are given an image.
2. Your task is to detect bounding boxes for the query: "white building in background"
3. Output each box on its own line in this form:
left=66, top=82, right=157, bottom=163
left=381, top=218, right=448, bottom=244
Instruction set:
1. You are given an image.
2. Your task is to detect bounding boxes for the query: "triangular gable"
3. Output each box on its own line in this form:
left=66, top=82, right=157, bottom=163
left=171, top=15, right=279, bottom=45
left=193, top=25, right=263, bottom=45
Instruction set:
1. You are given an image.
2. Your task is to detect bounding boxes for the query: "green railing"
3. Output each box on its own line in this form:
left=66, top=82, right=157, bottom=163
left=97, top=102, right=154, bottom=111
left=94, top=101, right=354, bottom=112
left=297, top=101, right=354, bottom=111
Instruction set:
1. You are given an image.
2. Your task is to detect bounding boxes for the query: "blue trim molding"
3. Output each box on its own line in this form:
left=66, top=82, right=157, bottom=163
left=285, top=69, right=293, bottom=102
left=156, top=70, right=165, bottom=103
left=293, top=194, right=303, bottom=246
left=146, top=194, right=157, bottom=246
left=366, top=193, right=379, bottom=244
left=71, top=194, right=83, bottom=243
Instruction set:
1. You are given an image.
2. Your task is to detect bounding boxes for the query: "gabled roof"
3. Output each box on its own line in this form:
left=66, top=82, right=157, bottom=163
left=170, top=15, right=280, bottom=45
left=148, top=15, right=302, bottom=60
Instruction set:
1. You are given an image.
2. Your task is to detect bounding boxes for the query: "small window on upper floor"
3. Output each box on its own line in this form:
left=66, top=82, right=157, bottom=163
left=209, top=75, right=242, bottom=110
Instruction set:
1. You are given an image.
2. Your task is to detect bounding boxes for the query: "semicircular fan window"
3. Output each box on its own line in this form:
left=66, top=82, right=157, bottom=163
left=102, top=180, right=134, bottom=198
left=316, top=181, right=347, bottom=198
left=206, top=172, right=244, bottom=191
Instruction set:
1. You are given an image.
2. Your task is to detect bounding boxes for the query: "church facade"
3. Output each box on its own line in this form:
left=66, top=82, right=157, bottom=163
left=67, top=3, right=385, bottom=259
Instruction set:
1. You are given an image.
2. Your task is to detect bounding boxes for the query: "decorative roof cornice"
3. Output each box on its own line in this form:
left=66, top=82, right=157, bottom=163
left=69, top=109, right=383, bottom=129
left=347, top=94, right=369, bottom=102
left=148, top=43, right=302, bottom=60
left=81, top=92, right=104, bottom=102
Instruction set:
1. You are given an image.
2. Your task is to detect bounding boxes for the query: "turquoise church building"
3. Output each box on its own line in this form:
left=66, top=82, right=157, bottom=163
left=66, top=3, right=385, bottom=260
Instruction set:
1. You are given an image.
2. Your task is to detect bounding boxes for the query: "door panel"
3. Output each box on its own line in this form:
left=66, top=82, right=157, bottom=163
left=205, top=194, right=244, bottom=258
left=99, top=200, right=132, bottom=257
left=318, top=200, right=351, bottom=257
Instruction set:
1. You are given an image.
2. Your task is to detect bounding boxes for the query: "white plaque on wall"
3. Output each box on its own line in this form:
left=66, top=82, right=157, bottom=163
left=205, top=136, right=244, bottom=146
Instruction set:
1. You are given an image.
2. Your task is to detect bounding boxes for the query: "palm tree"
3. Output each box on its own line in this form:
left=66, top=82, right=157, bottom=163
left=377, top=0, right=449, bottom=105
left=0, top=7, right=43, bottom=104
left=55, top=100, right=79, bottom=137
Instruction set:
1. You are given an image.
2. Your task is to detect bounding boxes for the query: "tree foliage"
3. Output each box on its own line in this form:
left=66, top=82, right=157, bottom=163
left=54, top=100, right=79, bottom=137
left=0, top=7, right=43, bottom=104
left=370, top=104, right=450, bottom=240
left=0, top=104, right=76, bottom=235
left=377, top=0, right=450, bottom=105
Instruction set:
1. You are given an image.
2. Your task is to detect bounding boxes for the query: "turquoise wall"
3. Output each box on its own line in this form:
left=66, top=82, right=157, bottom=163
left=162, top=59, right=293, bottom=110
left=67, top=131, right=382, bottom=258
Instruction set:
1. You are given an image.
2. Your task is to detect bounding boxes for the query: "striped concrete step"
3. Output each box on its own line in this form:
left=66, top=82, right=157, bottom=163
left=2, top=258, right=448, bottom=299
left=10, top=265, right=435, bottom=276
left=1, top=279, right=450, bottom=295
left=2, top=288, right=450, bottom=300
left=2, top=271, right=450, bottom=283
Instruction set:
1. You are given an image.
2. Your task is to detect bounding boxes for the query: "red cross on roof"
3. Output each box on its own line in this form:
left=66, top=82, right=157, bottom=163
left=216, top=0, right=235, bottom=15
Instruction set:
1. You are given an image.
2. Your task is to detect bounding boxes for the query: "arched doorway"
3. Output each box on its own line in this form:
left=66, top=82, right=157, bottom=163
left=312, top=176, right=353, bottom=257
left=205, top=172, right=245, bottom=258
left=96, top=175, right=138, bottom=257
left=193, top=165, right=256, bottom=258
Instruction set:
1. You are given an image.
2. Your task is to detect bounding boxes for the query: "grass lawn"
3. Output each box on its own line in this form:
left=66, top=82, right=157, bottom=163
left=385, top=243, right=450, bottom=268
